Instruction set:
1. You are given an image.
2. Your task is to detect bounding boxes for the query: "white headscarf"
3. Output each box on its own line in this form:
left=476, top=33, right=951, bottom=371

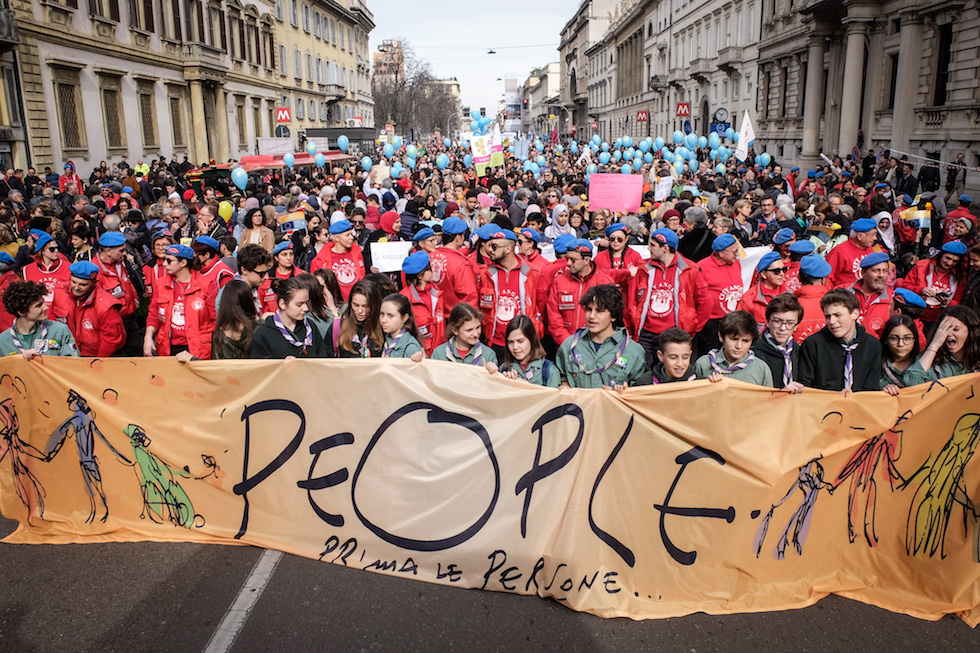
left=874, top=211, right=896, bottom=254
left=545, top=203, right=574, bottom=240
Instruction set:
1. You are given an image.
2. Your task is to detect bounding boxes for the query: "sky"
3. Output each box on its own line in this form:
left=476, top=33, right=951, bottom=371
left=367, top=0, right=572, bottom=115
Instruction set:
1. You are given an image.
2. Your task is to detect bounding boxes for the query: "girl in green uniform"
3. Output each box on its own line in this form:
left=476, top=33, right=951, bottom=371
left=431, top=302, right=499, bottom=372
left=880, top=315, right=920, bottom=394
left=500, top=315, right=559, bottom=387
left=903, top=305, right=980, bottom=385
left=379, top=293, right=425, bottom=361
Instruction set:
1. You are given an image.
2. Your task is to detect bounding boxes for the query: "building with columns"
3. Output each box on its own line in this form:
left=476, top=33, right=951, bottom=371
left=756, top=0, right=980, bottom=176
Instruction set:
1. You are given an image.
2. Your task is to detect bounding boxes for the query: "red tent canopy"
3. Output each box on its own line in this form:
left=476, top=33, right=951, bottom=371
left=238, top=150, right=354, bottom=172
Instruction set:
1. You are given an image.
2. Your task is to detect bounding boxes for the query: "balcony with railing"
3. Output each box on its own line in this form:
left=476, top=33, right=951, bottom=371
left=648, top=74, right=667, bottom=90
left=689, top=58, right=712, bottom=80
left=716, top=46, right=743, bottom=71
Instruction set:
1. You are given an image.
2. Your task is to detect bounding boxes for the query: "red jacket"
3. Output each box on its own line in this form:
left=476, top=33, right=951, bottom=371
left=429, top=246, right=478, bottom=316
left=202, top=258, right=234, bottom=291
left=402, top=284, right=445, bottom=357
left=898, top=258, right=965, bottom=322
left=523, top=249, right=548, bottom=273
left=794, top=284, right=829, bottom=341
left=93, top=255, right=138, bottom=317
left=142, top=260, right=168, bottom=300
left=0, top=271, right=15, bottom=331
left=478, top=259, right=541, bottom=346
left=23, top=255, right=71, bottom=309
left=850, top=281, right=892, bottom=336
left=536, top=257, right=568, bottom=324
left=945, top=207, right=973, bottom=243
left=737, top=281, right=784, bottom=330
left=310, top=244, right=366, bottom=301
left=146, top=272, right=216, bottom=359
left=694, top=254, right=744, bottom=330
left=546, top=266, right=616, bottom=344
left=825, top=239, right=883, bottom=289
left=594, top=246, right=645, bottom=303
left=50, top=286, right=125, bottom=357
left=627, top=254, right=698, bottom=337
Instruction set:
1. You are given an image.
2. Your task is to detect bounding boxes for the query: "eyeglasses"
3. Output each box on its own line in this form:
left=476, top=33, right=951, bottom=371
left=769, top=318, right=798, bottom=329
left=255, top=267, right=274, bottom=277
left=887, top=335, right=915, bottom=345
left=489, top=243, right=511, bottom=251
left=609, top=237, right=626, bottom=243
left=766, top=267, right=787, bottom=274
left=351, top=220, right=365, bottom=227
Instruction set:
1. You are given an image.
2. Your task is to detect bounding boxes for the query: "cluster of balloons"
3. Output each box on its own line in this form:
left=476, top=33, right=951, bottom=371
left=469, top=109, right=493, bottom=136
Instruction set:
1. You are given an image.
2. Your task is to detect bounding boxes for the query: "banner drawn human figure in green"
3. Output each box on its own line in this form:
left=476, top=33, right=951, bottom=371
left=124, top=424, right=203, bottom=529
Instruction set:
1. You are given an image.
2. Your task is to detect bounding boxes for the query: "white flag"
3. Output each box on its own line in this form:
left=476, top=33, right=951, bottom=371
left=735, top=112, right=755, bottom=162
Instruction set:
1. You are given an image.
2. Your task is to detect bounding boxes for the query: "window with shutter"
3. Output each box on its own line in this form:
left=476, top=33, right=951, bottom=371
left=138, top=88, right=157, bottom=147
left=219, top=10, right=226, bottom=51
left=170, top=96, right=184, bottom=146
left=55, top=75, right=86, bottom=150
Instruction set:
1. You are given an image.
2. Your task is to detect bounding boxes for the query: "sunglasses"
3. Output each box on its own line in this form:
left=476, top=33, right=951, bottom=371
left=609, top=237, right=626, bottom=243
left=766, top=267, right=787, bottom=274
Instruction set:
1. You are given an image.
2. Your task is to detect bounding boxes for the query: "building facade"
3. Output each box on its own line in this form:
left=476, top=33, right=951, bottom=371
left=520, top=62, right=559, bottom=136
left=558, top=0, right=614, bottom=136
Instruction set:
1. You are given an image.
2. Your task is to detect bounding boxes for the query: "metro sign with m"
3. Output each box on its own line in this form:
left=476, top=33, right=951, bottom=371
left=636, top=111, right=649, bottom=122
left=676, top=103, right=691, bottom=117
left=276, top=107, right=291, bottom=123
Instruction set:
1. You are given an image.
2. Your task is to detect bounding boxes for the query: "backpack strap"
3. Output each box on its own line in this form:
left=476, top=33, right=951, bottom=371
left=542, top=359, right=553, bottom=384
left=332, top=318, right=341, bottom=355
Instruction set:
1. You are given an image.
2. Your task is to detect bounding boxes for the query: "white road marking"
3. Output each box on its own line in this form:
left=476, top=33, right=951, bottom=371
left=203, top=549, right=283, bottom=653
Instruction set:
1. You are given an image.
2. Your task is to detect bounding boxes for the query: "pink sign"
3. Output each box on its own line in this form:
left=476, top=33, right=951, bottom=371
left=588, top=173, right=643, bottom=213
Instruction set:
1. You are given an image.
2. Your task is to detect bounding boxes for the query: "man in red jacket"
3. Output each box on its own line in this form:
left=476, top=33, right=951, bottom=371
left=848, top=252, right=891, bottom=335
left=193, top=235, right=234, bottom=290
left=793, top=255, right=832, bottom=341
left=898, top=241, right=967, bottom=324
left=50, top=261, right=125, bottom=357
left=693, top=233, right=744, bottom=354
left=536, top=233, right=576, bottom=329
left=546, top=239, right=615, bottom=346
left=628, top=228, right=698, bottom=367
left=428, top=217, right=478, bottom=317
left=737, top=251, right=788, bottom=331
left=478, top=227, right=541, bottom=360
left=310, top=219, right=366, bottom=300
left=825, top=218, right=883, bottom=288
left=93, top=231, right=141, bottom=355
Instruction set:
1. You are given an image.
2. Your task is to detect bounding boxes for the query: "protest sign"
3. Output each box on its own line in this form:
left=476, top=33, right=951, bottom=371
left=654, top=177, right=673, bottom=202
left=370, top=241, right=413, bottom=273
left=2, top=359, right=979, bottom=625
left=587, top=174, right=643, bottom=213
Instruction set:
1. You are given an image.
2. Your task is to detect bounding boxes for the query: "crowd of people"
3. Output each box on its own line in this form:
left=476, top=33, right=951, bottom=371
left=0, top=139, right=977, bottom=395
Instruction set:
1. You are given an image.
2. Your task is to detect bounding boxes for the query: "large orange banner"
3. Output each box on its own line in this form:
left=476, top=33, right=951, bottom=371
left=1, top=358, right=978, bottom=625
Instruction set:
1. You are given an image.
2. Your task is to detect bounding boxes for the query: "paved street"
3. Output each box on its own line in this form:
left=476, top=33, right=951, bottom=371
left=2, top=516, right=978, bottom=652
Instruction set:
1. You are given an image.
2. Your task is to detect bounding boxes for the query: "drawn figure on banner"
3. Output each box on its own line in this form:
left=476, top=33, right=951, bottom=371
left=124, top=424, right=204, bottom=529
left=196, top=454, right=225, bottom=489
left=904, top=413, right=980, bottom=560
left=833, top=412, right=910, bottom=547
left=44, top=390, right=132, bottom=524
left=0, top=398, right=47, bottom=523
left=754, top=457, right=834, bottom=559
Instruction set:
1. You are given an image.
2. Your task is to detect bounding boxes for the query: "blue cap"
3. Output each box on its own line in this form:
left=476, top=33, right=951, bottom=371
left=901, top=194, right=914, bottom=205
left=122, top=186, right=133, bottom=193
left=756, top=251, right=782, bottom=273
left=568, top=239, right=594, bottom=256
left=841, top=171, right=852, bottom=178
left=807, top=170, right=816, bottom=179
left=486, top=227, right=517, bottom=241
left=272, top=241, right=293, bottom=255
left=789, top=240, right=815, bottom=254
left=773, top=228, right=796, bottom=245
left=519, top=228, right=541, bottom=243
left=860, top=252, right=890, bottom=268
left=441, top=217, right=468, bottom=235
left=850, top=218, right=876, bottom=233
left=800, top=254, right=831, bottom=278
left=893, top=287, right=926, bottom=308
left=874, top=183, right=889, bottom=190
left=98, top=231, right=126, bottom=247
left=475, top=224, right=496, bottom=241
left=738, top=167, right=746, bottom=174
left=412, top=227, right=435, bottom=242
left=604, top=223, right=628, bottom=238
left=329, top=219, right=352, bottom=234
left=712, top=233, right=737, bottom=251
left=193, top=235, right=220, bottom=251
left=402, top=251, right=430, bottom=275
left=941, top=241, right=968, bottom=256
left=0, top=252, right=14, bottom=266
left=815, top=172, right=826, bottom=178
left=164, top=244, right=195, bottom=260
left=553, top=233, right=576, bottom=254
left=960, top=194, right=973, bottom=204
left=791, top=167, right=800, bottom=172
left=33, top=230, right=54, bottom=253
left=651, top=228, right=679, bottom=249
left=69, top=261, right=100, bottom=279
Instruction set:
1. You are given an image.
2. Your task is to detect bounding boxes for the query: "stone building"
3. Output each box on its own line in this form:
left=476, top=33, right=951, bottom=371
left=520, top=62, right=559, bottom=136
left=559, top=0, right=614, bottom=137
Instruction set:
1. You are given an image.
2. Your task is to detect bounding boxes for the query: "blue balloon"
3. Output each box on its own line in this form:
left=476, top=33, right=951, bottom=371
left=392, top=136, right=403, bottom=149
left=592, top=135, right=601, bottom=145
left=508, top=145, right=515, bottom=153
left=461, top=140, right=469, bottom=149
left=587, top=164, right=598, bottom=174
left=719, top=150, right=730, bottom=163
left=436, top=153, right=449, bottom=169
left=361, top=156, right=373, bottom=171
left=391, top=163, right=403, bottom=177
left=725, top=127, right=735, bottom=140
left=598, top=152, right=611, bottom=165
left=623, top=136, right=633, bottom=148
left=406, top=145, right=417, bottom=158
left=463, top=154, right=473, bottom=167
left=556, top=145, right=563, bottom=154
left=733, top=133, right=740, bottom=143
left=315, top=153, right=326, bottom=167
left=708, top=132, right=721, bottom=150
left=716, top=164, right=727, bottom=174
left=470, top=121, right=480, bottom=132
left=673, top=130, right=684, bottom=144
left=283, top=152, right=295, bottom=169
left=536, top=155, right=546, bottom=166
left=709, top=149, right=718, bottom=161
left=231, top=167, right=248, bottom=191
left=625, top=148, right=635, bottom=159
left=638, top=141, right=649, bottom=153
left=306, top=142, right=317, bottom=156
left=530, top=162, right=540, bottom=173
left=590, top=142, right=599, bottom=152
left=337, top=135, right=350, bottom=152
left=570, top=142, right=578, bottom=154
left=470, top=109, right=482, bottom=121
left=654, top=136, right=665, bottom=150
left=444, top=138, right=451, bottom=148
left=407, top=157, right=416, bottom=169
left=601, top=142, right=610, bottom=152
left=758, top=153, right=772, bottom=167
left=674, top=161, right=685, bottom=173
left=383, top=143, right=394, bottom=158
left=643, top=152, right=653, bottom=164
left=523, top=160, right=532, bottom=172
left=698, top=136, right=708, bottom=149
left=684, top=133, right=697, bottom=149
left=632, top=158, right=643, bottom=170
left=748, top=139, right=755, bottom=147
left=612, top=151, right=622, bottom=162
left=621, top=164, right=632, bottom=174
left=663, top=150, right=674, bottom=162
left=534, top=140, right=543, bottom=152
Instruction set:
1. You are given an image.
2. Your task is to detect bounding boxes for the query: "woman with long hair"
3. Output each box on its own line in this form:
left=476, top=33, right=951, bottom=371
left=143, top=244, right=215, bottom=359
left=379, top=293, right=425, bottom=360
left=250, top=276, right=329, bottom=359
left=431, top=302, right=498, bottom=371
left=293, top=273, right=331, bottom=340
left=903, top=305, right=980, bottom=385
left=880, top=314, right=921, bottom=395
left=212, top=279, right=260, bottom=360
left=400, top=251, right=444, bottom=357
left=313, top=268, right=344, bottom=320
left=500, top=315, right=558, bottom=387
left=336, top=279, right=383, bottom=358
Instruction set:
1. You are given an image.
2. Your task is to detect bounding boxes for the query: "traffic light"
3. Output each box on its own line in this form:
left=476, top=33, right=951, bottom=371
left=480, top=107, right=486, bottom=117
left=462, top=106, right=470, bottom=117
left=522, top=99, right=528, bottom=111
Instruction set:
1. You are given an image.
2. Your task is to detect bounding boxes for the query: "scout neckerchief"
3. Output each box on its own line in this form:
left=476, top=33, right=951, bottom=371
left=881, top=360, right=906, bottom=387
left=708, top=348, right=755, bottom=375
left=382, top=329, right=407, bottom=358
left=9, top=322, right=47, bottom=354
left=841, top=341, right=860, bottom=391
left=445, top=338, right=484, bottom=365
left=569, top=328, right=629, bottom=375
left=762, top=329, right=794, bottom=386
left=504, top=359, right=537, bottom=382
left=273, top=313, right=312, bottom=353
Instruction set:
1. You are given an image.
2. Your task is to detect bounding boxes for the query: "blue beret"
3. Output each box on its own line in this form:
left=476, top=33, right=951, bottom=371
left=329, top=219, right=352, bottom=234
left=33, top=231, right=54, bottom=253
left=519, top=228, right=541, bottom=243
left=651, top=228, right=679, bottom=249
left=402, top=251, right=430, bottom=275
left=712, top=233, right=737, bottom=251
left=69, top=261, right=100, bottom=279
left=850, top=218, right=876, bottom=233
left=756, top=251, right=782, bottom=274
left=272, top=241, right=293, bottom=255
left=0, top=252, right=14, bottom=265
left=164, top=244, right=195, bottom=260
left=807, top=170, right=816, bottom=178
left=800, top=254, right=831, bottom=278
left=901, top=194, right=914, bottom=205
left=553, top=233, right=576, bottom=254
left=475, top=224, right=496, bottom=241
left=486, top=228, right=516, bottom=241
left=789, top=240, right=815, bottom=254
left=815, top=172, right=825, bottom=178
left=874, top=183, right=889, bottom=190
left=773, top=228, right=796, bottom=245
left=193, top=235, right=220, bottom=251
left=412, top=227, right=435, bottom=242
left=441, top=217, right=468, bottom=235
left=841, top=171, right=852, bottom=178
left=122, top=186, right=133, bottom=193
left=738, top=167, right=746, bottom=174
left=604, top=223, right=628, bottom=238
left=860, top=252, right=890, bottom=269
left=568, top=239, right=594, bottom=256
left=960, top=194, right=973, bottom=204
left=791, top=167, right=800, bottom=172
left=98, top=231, right=126, bottom=247
left=30, top=229, right=46, bottom=241
left=941, top=241, right=968, bottom=256
left=893, top=288, right=926, bottom=309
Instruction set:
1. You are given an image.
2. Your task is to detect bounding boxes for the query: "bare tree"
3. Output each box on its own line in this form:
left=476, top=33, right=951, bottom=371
left=373, top=39, right=458, bottom=136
